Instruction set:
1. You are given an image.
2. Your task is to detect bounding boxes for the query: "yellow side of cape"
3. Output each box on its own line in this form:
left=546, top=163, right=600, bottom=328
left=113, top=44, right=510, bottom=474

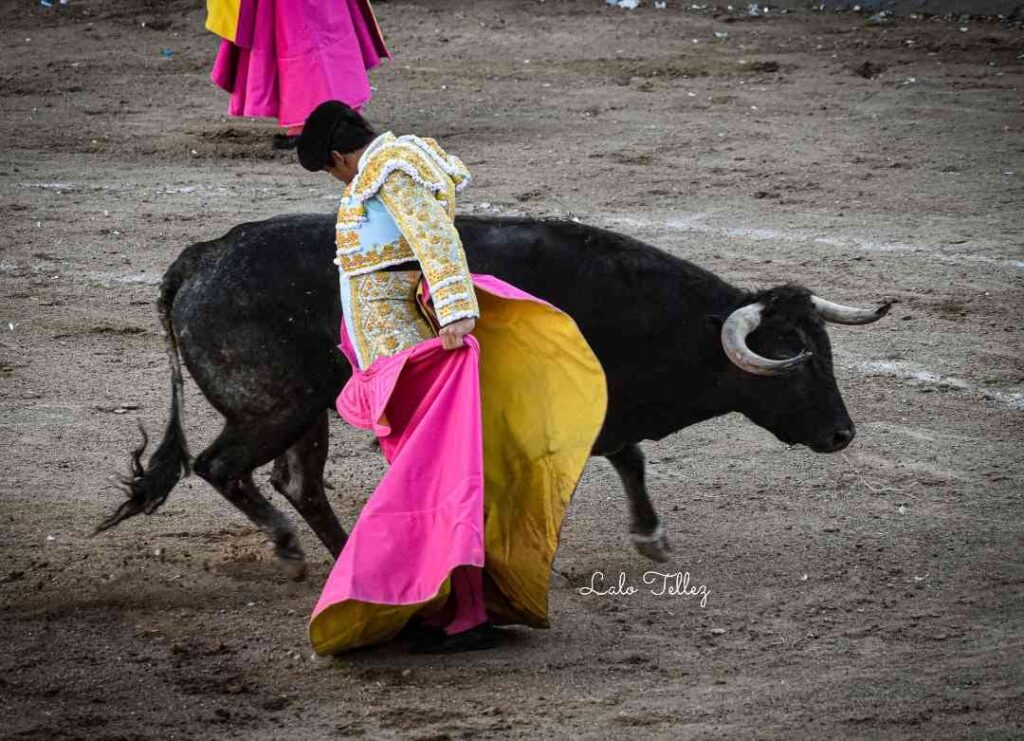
left=205, top=0, right=241, bottom=42
left=308, top=287, right=607, bottom=654
left=472, top=289, right=607, bottom=629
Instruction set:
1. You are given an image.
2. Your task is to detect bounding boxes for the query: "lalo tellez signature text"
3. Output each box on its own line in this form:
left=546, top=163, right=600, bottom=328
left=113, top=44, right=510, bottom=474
left=578, top=571, right=710, bottom=608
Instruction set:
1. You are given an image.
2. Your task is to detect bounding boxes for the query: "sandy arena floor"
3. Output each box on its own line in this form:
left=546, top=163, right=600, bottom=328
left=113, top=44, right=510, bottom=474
left=1, top=0, right=1022, bottom=737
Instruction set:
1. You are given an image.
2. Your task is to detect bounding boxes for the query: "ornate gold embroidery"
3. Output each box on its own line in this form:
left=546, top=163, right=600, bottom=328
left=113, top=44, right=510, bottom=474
left=349, top=143, right=462, bottom=216
left=416, top=136, right=471, bottom=189
left=347, top=271, right=435, bottom=368
left=336, top=203, right=366, bottom=225
left=336, top=238, right=415, bottom=276
left=376, top=171, right=479, bottom=326
left=433, top=297, right=477, bottom=319
left=336, top=231, right=360, bottom=251
left=418, top=137, right=446, bottom=160
left=336, top=183, right=368, bottom=230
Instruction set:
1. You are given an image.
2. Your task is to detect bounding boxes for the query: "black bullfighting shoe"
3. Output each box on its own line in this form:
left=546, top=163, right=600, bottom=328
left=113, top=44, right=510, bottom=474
left=410, top=623, right=499, bottom=654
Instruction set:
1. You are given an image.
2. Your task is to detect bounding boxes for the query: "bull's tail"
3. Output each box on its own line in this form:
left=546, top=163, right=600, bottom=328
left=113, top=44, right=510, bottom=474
left=95, top=273, right=192, bottom=533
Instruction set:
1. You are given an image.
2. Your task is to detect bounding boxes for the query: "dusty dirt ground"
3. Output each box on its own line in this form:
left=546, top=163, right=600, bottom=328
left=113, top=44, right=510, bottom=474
left=1, top=0, right=1022, bottom=738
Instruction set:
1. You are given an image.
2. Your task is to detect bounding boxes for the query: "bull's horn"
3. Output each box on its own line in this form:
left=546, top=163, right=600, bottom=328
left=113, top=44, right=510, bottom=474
left=811, top=296, right=893, bottom=325
left=721, top=303, right=812, bottom=376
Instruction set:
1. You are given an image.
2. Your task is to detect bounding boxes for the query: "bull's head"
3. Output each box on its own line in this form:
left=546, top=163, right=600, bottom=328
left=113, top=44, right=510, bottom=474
left=718, top=286, right=891, bottom=453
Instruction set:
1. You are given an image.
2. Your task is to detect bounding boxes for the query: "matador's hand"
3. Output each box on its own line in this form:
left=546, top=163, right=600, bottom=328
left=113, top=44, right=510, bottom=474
left=439, top=317, right=476, bottom=350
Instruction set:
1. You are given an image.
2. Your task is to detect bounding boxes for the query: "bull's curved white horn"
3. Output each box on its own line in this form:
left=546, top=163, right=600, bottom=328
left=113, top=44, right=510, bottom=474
left=721, top=303, right=812, bottom=376
left=811, top=296, right=893, bottom=325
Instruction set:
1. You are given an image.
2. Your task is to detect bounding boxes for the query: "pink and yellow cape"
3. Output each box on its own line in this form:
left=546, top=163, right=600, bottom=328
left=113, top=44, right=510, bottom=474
left=206, top=0, right=389, bottom=128
left=309, top=276, right=607, bottom=654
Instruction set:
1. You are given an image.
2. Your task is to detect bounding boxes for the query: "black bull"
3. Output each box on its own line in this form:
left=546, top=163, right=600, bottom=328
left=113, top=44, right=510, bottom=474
left=99, top=214, right=890, bottom=578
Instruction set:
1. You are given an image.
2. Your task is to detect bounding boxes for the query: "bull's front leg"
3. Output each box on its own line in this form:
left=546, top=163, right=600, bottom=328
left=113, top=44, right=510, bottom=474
left=605, top=443, right=670, bottom=563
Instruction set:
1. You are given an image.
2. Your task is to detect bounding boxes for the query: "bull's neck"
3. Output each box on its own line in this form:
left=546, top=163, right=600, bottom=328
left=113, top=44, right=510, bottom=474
left=671, top=279, right=747, bottom=420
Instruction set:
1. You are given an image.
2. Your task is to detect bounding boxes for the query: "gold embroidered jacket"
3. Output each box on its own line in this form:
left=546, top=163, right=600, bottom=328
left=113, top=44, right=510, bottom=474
left=334, top=132, right=479, bottom=328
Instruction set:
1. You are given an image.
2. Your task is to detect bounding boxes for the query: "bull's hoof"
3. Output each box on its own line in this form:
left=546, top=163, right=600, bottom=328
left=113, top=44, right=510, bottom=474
left=631, top=522, right=671, bottom=563
left=279, top=555, right=308, bottom=582
left=275, top=533, right=307, bottom=581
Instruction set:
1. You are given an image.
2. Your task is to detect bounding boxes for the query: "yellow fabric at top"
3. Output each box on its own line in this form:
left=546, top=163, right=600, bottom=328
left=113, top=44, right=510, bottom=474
left=206, top=0, right=241, bottom=43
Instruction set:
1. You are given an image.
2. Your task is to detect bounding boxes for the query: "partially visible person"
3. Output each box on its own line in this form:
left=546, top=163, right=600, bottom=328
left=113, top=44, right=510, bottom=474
left=206, top=0, right=389, bottom=149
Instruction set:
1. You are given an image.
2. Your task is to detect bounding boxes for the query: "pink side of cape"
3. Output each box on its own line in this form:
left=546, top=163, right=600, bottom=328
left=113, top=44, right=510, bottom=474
left=315, top=336, right=484, bottom=611
left=210, top=0, right=389, bottom=127
left=311, top=276, right=539, bottom=617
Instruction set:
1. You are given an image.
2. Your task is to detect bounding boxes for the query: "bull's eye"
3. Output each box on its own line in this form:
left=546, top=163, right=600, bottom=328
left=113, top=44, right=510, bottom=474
left=749, top=330, right=806, bottom=362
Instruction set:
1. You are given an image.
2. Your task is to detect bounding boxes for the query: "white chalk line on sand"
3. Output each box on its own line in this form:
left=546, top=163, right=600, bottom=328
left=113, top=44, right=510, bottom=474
left=80, top=271, right=163, bottom=286
left=13, top=181, right=335, bottom=199
left=16, top=184, right=1021, bottom=272
left=608, top=213, right=1023, bottom=409
left=608, top=214, right=1024, bottom=274
left=15, top=181, right=227, bottom=195
left=0, top=261, right=162, bottom=287
left=853, top=359, right=1023, bottom=412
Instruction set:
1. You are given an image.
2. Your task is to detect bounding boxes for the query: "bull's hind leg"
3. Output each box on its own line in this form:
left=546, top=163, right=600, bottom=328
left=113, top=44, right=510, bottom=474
left=192, top=425, right=307, bottom=580
left=270, top=411, right=348, bottom=558
left=606, top=444, right=671, bottom=563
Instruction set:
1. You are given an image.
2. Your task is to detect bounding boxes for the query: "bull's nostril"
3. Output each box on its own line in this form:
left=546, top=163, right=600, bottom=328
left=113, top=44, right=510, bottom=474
left=832, top=428, right=854, bottom=449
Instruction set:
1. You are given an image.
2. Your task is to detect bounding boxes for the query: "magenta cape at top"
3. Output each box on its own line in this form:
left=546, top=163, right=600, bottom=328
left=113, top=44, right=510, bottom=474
left=309, top=275, right=608, bottom=655
left=210, top=0, right=389, bottom=127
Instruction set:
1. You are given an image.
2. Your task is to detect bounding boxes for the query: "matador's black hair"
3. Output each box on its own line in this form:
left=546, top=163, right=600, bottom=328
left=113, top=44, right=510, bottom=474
left=296, top=100, right=377, bottom=172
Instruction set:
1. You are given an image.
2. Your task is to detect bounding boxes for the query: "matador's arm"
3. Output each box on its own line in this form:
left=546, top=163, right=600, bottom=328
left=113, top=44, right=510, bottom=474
left=376, top=171, right=480, bottom=327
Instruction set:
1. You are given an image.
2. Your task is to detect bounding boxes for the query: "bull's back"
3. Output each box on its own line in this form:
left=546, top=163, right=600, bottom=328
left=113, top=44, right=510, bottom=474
left=169, top=215, right=347, bottom=421
left=167, top=212, right=731, bottom=444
